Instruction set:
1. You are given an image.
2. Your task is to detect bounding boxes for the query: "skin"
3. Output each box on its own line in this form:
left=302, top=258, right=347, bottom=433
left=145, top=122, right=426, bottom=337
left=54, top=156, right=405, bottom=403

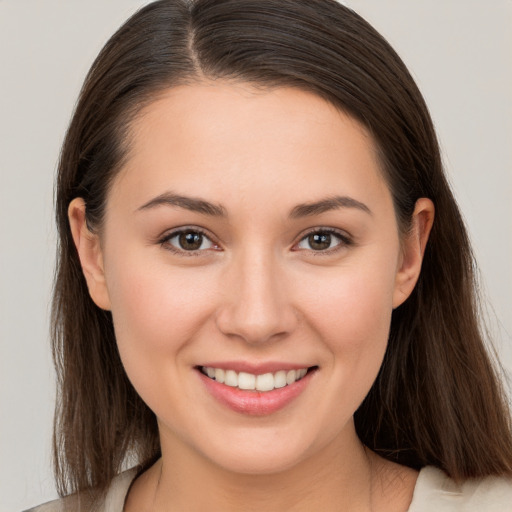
left=69, top=82, right=434, bottom=511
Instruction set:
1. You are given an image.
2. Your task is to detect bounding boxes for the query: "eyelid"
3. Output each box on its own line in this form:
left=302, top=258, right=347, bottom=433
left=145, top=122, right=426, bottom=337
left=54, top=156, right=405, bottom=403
left=158, top=226, right=221, bottom=255
left=292, top=227, right=353, bottom=253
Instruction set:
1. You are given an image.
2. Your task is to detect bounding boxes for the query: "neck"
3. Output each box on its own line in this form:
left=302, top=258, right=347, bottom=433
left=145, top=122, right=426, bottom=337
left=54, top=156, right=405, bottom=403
left=147, top=422, right=377, bottom=512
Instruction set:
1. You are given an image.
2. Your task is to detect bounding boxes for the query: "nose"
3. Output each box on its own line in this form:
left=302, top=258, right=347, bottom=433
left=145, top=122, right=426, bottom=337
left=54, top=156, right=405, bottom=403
left=215, top=248, right=298, bottom=345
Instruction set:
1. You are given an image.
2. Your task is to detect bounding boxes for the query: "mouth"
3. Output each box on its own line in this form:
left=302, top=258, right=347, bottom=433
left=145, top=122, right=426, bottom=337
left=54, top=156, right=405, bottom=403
left=196, top=364, right=318, bottom=415
left=198, top=366, right=315, bottom=392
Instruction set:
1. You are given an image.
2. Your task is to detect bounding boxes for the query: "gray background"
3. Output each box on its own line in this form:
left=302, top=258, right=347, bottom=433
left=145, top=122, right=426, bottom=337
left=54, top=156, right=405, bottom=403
left=1, top=1, right=510, bottom=509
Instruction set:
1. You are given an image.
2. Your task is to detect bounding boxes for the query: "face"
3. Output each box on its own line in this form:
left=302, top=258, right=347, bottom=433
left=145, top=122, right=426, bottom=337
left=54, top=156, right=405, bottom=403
left=72, top=82, right=428, bottom=475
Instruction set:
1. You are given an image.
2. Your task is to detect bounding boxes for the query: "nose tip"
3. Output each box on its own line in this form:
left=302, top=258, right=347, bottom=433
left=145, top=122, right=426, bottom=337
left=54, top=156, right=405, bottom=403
left=215, top=298, right=296, bottom=345
left=215, top=260, right=298, bottom=345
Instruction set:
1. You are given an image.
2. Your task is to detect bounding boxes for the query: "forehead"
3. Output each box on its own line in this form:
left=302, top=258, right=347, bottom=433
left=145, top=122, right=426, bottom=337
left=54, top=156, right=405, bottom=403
left=113, top=81, right=390, bottom=214
left=129, top=81, right=371, bottom=154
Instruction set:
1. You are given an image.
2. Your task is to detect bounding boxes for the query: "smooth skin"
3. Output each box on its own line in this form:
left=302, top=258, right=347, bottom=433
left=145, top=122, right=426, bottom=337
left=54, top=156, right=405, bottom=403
left=69, top=82, right=434, bottom=511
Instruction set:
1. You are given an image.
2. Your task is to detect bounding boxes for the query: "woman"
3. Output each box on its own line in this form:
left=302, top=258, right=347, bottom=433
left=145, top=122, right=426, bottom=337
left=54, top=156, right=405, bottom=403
left=28, top=0, right=512, bottom=510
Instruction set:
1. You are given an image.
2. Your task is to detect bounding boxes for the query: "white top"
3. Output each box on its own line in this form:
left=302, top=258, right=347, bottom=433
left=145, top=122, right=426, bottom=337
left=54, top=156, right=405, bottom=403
left=408, top=466, right=512, bottom=511
left=25, top=466, right=512, bottom=511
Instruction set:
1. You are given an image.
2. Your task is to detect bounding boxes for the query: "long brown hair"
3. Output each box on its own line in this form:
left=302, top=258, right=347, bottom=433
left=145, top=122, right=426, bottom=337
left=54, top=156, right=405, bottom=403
left=52, top=0, right=512, bottom=497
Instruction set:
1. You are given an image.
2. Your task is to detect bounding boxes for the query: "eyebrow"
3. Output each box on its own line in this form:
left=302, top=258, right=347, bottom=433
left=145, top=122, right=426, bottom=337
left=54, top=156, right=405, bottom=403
left=137, top=192, right=371, bottom=218
left=289, top=196, right=372, bottom=218
left=137, top=192, right=226, bottom=217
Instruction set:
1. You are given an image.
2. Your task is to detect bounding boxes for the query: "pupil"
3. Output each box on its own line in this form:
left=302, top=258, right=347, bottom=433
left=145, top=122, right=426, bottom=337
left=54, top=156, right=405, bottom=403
left=179, top=232, right=202, bottom=250
left=309, top=233, right=331, bottom=250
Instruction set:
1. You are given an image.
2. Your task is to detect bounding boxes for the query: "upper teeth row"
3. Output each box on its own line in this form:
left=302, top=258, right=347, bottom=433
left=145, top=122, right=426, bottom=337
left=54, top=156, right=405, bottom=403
left=202, top=367, right=308, bottom=392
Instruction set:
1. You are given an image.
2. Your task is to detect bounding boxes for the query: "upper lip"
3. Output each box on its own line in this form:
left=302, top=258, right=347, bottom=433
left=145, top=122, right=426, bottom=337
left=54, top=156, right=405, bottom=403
left=197, top=361, right=315, bottom=374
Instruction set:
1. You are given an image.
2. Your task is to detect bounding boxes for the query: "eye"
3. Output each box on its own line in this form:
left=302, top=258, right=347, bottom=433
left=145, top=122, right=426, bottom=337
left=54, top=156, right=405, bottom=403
left=161, top=229, right=217, bottom=253
left=295, top=229, right=350, bottom=252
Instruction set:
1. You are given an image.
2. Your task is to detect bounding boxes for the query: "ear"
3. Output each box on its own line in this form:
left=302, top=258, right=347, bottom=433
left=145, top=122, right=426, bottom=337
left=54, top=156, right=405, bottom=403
left=393, top=198, right=435, bottom=308
left=68, top=198, right=111, bottom=310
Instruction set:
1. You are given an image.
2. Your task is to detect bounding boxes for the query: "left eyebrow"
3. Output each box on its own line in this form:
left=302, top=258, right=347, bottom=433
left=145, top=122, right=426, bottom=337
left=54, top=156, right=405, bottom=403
left=289, top=196, right=372, bottom=218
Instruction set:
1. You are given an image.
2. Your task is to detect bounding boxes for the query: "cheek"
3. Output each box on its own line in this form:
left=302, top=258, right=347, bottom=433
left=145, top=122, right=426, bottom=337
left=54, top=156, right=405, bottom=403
left=103, top=252, right=219, bottom=399
left=300, top=271, right=394, bottom=440
left=301, top=256, right=396, bottom=345
left=297, top=255, right=397, bottom=397
left=104, top=260, right=228, bottom=434
left=107, top=258, right=213, bottom=345
left=322, top=281, right=392, bottom=384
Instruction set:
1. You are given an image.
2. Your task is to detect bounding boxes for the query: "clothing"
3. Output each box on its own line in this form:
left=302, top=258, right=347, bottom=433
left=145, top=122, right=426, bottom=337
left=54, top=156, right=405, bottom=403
left=23, top=469, right=136, bottom=512
left=24, top=465, right=512, bottom=511
left=407, top=466, right=512, bottom=511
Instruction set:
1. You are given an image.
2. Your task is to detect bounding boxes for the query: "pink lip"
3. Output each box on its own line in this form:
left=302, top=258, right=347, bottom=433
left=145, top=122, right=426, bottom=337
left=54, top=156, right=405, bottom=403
left=197, top=367, right=316, bottom=416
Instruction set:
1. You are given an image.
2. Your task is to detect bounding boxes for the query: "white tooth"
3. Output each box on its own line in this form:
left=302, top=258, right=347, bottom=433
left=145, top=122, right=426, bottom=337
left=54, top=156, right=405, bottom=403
left=256, top=372, right=275, bottom=392
left=298, top=368, right=307, bottom=379
left=286, top=370, right=297, bottom=385
left=206, top=367, right=216, bottom=378
left=238, top=372, right=256, bottom=390
left=224, top=370, right=238, bottom=387
left=274, top=370, right=287, bottom=388
left=214, top=368, right=225, bottom=383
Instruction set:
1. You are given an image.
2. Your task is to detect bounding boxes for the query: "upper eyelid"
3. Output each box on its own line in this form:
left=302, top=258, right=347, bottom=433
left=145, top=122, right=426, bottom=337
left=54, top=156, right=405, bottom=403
left=159, top=226, right=216, bottom=242
left=292, top=227, right=353, bottom=252
left=158, top=228, right=220, bottom=257
left=296, top=227, right=352, bottom=242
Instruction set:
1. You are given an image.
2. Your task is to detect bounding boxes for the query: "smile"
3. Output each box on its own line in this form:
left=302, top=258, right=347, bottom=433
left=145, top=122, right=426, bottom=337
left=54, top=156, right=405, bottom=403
left=197, top=365, right=318, bottom=415
left=200, top=366, right=309, bottom=392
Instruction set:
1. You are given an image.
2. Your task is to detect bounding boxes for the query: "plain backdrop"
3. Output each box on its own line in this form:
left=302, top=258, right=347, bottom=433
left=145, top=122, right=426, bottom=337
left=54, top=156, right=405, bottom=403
left=1, top=1, right=511, bottom=509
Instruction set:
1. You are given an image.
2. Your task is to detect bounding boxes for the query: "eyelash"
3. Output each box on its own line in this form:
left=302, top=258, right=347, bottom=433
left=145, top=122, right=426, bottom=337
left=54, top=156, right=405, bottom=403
left=159, top=227, right=219, bottom=256
left=158, top=227, right=353, bottom=256
left=293, top=228, right=353, bottom=255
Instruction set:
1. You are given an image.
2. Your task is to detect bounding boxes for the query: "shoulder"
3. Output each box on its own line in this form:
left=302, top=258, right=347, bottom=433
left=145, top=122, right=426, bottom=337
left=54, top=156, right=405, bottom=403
left=22, top=493, right=92, bottom=512
left=408, top=466, right=512, bottom=512
left=23, top=468, right=139, bottom=512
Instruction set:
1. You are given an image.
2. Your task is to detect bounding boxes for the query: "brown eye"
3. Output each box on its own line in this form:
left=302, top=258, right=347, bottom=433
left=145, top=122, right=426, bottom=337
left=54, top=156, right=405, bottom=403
left=164, top=230, right=215, bottom=252
left=296, top=229, right=350, bottom=252
left=179, top=232, right=204, bottom=250
left=308, top=233, right=332, bottom=250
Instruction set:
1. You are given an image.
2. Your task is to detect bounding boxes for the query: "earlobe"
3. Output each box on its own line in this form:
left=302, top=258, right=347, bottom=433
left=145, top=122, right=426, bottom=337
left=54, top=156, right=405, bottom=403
left=392, top=198, right=435, bottom=309
left=68, top=198, right=111, bottom=310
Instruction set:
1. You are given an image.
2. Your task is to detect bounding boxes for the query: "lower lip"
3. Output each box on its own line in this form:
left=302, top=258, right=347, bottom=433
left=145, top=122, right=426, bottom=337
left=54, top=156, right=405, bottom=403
left=198, top=369, right=315, bottom=416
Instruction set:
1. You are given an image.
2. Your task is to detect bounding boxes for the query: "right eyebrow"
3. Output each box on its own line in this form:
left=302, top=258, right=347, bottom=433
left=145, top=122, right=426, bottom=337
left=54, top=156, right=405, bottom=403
left=136, top=192, right=227, bottom=217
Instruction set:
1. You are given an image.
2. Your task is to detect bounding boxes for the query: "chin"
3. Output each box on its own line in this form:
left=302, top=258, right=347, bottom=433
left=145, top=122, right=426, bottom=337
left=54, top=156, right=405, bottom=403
left=186, top=419, right=337, bottom=477
left=206, top=442, right=312, bottom=476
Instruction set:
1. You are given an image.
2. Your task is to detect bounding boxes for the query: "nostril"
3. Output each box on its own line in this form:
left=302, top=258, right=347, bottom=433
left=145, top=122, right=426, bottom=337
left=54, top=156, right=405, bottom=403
left=214, top=305, right=299, bottom=345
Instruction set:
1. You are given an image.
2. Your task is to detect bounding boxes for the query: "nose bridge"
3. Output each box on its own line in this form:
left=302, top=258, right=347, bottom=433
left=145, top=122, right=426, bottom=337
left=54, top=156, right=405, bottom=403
left=216, top=243, right=297, bottom=344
